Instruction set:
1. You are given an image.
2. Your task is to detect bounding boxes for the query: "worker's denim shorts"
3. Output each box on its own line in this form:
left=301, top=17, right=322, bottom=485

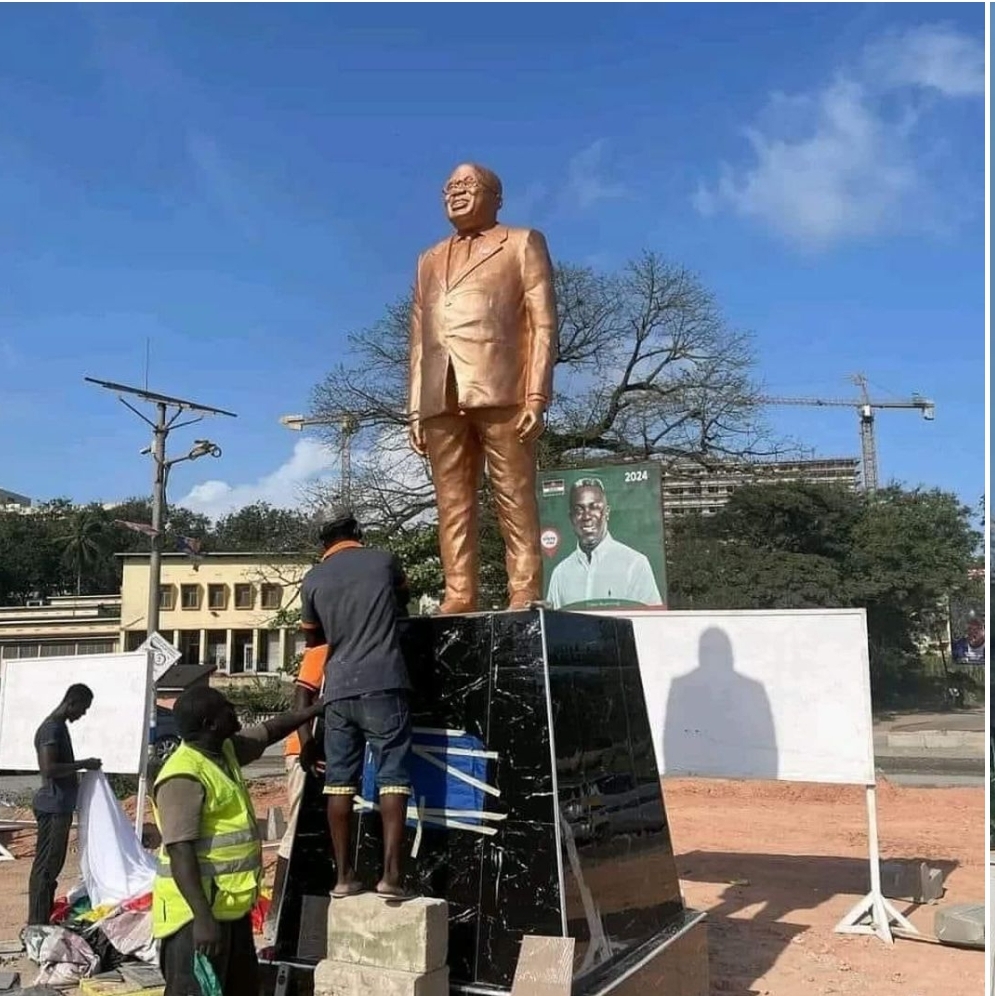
left=323, top=690, right=412, bottom=798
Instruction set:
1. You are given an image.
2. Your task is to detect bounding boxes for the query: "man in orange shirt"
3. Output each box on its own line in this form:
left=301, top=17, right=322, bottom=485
left=264, top=642, right=326, bottom=941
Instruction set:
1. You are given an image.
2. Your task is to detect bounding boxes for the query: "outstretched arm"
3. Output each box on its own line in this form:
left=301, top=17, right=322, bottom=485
left=261, top=701, right=326, bottom=747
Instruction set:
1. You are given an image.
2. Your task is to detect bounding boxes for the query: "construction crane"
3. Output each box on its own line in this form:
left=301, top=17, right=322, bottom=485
left=759, top=374, right=935, bottom=493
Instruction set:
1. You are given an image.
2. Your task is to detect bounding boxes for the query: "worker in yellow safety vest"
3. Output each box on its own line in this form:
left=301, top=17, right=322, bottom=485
left=152, top=685, right=324, bottom=996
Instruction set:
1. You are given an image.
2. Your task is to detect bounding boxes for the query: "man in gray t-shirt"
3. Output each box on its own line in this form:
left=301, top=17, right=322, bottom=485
left=28, top=684, right=101, bottom=925
left=300, top=507, right=414, bottom=900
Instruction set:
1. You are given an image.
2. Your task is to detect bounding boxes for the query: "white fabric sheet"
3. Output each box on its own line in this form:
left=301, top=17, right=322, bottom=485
left=77, top=771, right=156, bottom=907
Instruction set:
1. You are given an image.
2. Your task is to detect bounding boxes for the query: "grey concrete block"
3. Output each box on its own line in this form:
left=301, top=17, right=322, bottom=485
left=935, top=902, right=985, bottom=949
left=326, top=893, right=448, bottom=973
left=0, top=973, right=20, bottom=991
left=923, top=867, right=946, bottom=903
left=267, top=806, right=287, bottom=840
left=880, top=860, right=946, bottom=903
left=313, top=960, right=449, bottom=996
left=257, top=807, right=286, bottom=840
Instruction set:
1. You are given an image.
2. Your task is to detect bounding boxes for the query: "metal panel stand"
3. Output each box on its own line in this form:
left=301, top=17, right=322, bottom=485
left=834, top=785, right=918, bottom=943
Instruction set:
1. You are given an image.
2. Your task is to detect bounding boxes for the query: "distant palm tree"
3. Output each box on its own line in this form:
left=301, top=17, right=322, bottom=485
left=58, top=508, right=107, bottom=596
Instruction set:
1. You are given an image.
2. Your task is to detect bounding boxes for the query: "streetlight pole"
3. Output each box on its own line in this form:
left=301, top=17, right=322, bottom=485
left=142, top=437, right=224, bottom=638
left=85, top=377, right=236, bottom=637
left=146, top=403, right=168, bottom=638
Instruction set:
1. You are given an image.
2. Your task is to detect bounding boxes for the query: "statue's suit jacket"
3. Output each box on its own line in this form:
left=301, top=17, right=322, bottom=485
left=409, top=224, right=558, bottom=422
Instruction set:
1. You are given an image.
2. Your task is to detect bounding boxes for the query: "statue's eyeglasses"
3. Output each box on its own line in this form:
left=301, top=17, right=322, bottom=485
left=443, top=178, right=496, bottom=198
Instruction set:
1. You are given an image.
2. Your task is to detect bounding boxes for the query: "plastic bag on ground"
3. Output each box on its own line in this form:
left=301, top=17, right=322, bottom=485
left=22, top=924, right=99, bottom=986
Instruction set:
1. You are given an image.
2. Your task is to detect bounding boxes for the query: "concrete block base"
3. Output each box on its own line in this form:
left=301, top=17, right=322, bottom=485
left=325, top=893, right=448, bottom=974
left=935, top=902, right=985, bottom=949
left=880, top=860, right=946, bottom=903
left=313, top=960, right=449, bottom=996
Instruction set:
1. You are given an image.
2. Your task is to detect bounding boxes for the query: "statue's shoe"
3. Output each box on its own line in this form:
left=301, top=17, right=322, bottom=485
left=506, top=592, right=541, bottom=611
left=437, top=598, right=477, bottom=615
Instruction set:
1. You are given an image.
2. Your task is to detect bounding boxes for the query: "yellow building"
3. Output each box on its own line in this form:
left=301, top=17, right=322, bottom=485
left=119, top=552, right=314, bottom=674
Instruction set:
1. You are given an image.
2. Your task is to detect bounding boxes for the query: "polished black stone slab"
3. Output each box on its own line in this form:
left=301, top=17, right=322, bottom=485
left=274, top=609, right=704, bottom=994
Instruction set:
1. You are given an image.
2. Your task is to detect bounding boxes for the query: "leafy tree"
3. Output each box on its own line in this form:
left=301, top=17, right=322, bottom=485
left=213, top=502, right=314, bottom=552
left=0, top=510, right=62, bottom=604
left=307, top=252, right=782, bottom=535
left=667, top=481, right=981, bottom=703
left=365, top=524, right=443, bottom=605
left=58, top=505, right=110, bottom=596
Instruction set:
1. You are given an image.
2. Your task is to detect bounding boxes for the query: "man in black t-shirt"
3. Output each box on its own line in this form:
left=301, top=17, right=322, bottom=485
left=299, top=507, right=414, bottom=899
left=28, top=684, right=101, bottom=925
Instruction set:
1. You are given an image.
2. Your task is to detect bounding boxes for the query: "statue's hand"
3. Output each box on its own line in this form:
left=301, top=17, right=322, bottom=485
left=515, top=400, right=546, bottom=444
left=409, top=418, right=427, bottom=457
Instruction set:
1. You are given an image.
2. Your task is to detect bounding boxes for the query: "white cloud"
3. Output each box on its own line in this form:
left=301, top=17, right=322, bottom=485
left=862, top=23, right=985, bottom=97
left=176, top=439, right=336, bottom=520
left=565, top=140, right=627, bottom=209
left=695, top=23, right=983, bottom=249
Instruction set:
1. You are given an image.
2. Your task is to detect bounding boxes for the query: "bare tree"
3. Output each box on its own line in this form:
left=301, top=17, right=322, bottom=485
left=308, top=252, right=783, bottom=529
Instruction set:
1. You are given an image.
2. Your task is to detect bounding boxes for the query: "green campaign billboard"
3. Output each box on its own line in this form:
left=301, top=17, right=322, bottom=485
left=537, top=462, right=667, bottom=610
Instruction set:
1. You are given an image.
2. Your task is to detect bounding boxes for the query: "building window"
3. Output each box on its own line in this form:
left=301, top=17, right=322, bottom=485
left=40, top=643, right=77, bottom=658
left=159, top=585, right=176, bottom=611
left=208, top=584, right=228, bottom=610
left=177, top=630, right=201, bottom=666
left=260, top=584, right=282, bottom=610
left=180, top=584, right=201, bottom=610
left=1, top=643, right=38, bottom=660
left=234, top=584, right=254, bottom=610
left=205, top=631, right=227, bottom=669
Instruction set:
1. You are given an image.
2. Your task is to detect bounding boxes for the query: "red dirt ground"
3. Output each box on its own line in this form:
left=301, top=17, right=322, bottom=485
left=0, top=776, right=984, bottom=994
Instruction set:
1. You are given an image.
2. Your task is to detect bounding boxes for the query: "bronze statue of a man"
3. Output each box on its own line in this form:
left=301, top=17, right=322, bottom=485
left=408, top=163, right=558, bottom=613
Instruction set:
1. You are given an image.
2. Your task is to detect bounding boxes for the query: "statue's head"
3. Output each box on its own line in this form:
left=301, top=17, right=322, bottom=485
left=443, top=163, right=502, bottom=233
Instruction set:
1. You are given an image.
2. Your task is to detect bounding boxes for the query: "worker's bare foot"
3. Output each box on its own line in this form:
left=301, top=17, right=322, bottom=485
left=331, top=876, right=365, bottom=899
left=375, top=879, right=418, bottom=902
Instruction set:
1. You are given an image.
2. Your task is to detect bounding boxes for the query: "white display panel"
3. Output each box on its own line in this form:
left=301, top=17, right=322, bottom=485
left=0, top=652, right=151, bottom=775
left=607, top=609, right=875, bottom=785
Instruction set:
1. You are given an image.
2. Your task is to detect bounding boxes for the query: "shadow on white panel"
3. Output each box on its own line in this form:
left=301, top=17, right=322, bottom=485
left=663, top=626, right=778, bottom=779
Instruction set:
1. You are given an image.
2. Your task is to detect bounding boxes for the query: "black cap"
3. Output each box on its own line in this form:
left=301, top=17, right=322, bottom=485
left=323, top=504, right=357, bottom=530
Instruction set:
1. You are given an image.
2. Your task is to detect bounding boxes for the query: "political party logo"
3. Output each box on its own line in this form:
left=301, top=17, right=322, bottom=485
left=540, top=527, right=560, bottom=557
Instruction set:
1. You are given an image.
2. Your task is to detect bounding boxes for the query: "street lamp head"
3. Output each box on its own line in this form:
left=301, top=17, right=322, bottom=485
left=189, top=439, right=222, bottom=460
left=279, top=415, right=306, bottom=431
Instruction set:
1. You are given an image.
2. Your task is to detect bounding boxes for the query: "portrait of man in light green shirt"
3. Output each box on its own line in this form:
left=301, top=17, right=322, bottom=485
left=546, top=478, right=662, bottom=609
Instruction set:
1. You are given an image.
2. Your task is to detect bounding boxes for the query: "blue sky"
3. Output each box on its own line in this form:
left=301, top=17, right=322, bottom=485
left=0, top=4, right=985, bottom=519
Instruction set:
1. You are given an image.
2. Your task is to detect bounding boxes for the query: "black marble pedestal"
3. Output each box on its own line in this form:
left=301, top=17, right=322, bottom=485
left=272, top=610, right=707, bottom=995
